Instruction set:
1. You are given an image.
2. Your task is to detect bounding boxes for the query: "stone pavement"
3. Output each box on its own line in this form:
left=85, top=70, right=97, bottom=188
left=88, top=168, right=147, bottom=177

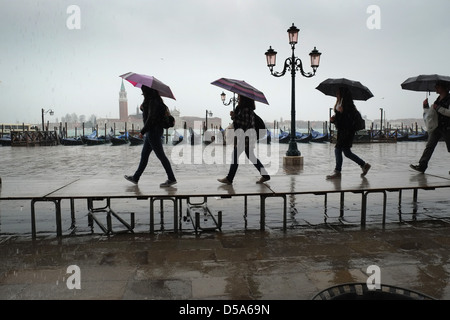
left=1, top=219, right=449, bottom=303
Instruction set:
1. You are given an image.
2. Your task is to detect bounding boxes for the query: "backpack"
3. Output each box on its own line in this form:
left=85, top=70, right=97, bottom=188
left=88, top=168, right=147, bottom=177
left=352, top=110, right=365, bottom=131
left=254, top=113, right=267, bottom=140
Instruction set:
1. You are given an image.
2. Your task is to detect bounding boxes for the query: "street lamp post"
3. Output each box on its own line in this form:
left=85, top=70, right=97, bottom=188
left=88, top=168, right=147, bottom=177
left=41, top=108, right=54, bottom=131
left=221, top=92, right=238, bottom=111
left=265, top=23, right=321, bottom=163
left=205, top=109, right=213, bottom=132
left=380, top=107, right=383, bottom=134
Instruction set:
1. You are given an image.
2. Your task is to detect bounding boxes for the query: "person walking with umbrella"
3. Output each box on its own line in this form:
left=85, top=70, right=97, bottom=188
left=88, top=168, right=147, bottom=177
left=217, top=95, right=270, bottom=184
left=124, top=85, right=177, bottom=187
left=410, top=80, right=450, bottom=173
left=326, top=87, right=371, bottom=179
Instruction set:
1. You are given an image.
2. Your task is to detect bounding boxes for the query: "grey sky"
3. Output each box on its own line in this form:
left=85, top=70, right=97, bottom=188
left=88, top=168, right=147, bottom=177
left=1, top=0, right=449, bottom=127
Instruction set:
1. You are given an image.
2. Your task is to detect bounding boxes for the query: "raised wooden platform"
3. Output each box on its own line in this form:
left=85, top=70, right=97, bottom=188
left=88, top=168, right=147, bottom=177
left=1, top=171, right=450, bottom=238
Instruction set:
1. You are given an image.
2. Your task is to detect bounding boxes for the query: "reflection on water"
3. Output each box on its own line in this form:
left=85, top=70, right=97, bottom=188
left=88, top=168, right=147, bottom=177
left=1, top=141, right=450, bottom=236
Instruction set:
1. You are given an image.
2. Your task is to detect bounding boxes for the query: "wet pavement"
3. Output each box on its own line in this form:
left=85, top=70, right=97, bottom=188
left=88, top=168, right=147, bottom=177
left=1, top=142, right=450, bottom=306
left=1, top=219, right=449, bottom=301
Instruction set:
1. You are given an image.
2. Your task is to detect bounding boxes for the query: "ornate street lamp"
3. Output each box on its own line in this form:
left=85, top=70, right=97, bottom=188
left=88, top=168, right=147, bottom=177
left=220, top=91, right=238, bottom=111
left=41, top=108, right=54, bottom=131
left=265, top=23, right=321, bottom=159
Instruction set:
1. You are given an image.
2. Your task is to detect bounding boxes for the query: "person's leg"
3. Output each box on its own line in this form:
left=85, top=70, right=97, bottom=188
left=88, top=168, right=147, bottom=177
left=327, top=147, right=343, bottom=179
left=334, top=147, right=344, bottom=172
left=417, top=129, right=442, bottom=171
left=443, top=128, right=450, bottom=153
left=149, top=128, right=176, bottom=182
left=342, top=147, right=371, bottom=176
left=132, top=133, right=152, bottom=181
left=245, top=145, right=270, bottom=180
left=342, top=147, right=365, bottom=167
left=225, top=146, right=242, bottom=182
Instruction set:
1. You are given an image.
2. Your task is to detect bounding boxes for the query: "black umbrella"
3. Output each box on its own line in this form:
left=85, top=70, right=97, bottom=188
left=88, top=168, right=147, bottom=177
left=401, top=74, right=450, bottom=93
left=316, top=78, right=374, bottom=101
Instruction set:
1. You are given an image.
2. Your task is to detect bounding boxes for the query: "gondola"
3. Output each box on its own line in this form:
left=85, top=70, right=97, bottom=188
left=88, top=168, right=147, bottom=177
left=80, top=130, right=98, bottom=145
left=278, top=129, right=290, bottom=143
left=172, top=129, right=184, bottom=145
left=60, top=137, right=83, bottom=146
left=310, top=128, right=329, bottom=143
left=278, top=129, right=311, bottom=143
left=0, top=135, right=11, bottom=146
left=129, top=135, right=144, bottom=146
left=407, top=130, right=428, bottom=141
left=83, top=135, right=111, bottom=145
left=62, top=130, right=97, bottom=146
left=296, top=132, right=312, bottom=143
left=110, top=132, right=129, bottom=145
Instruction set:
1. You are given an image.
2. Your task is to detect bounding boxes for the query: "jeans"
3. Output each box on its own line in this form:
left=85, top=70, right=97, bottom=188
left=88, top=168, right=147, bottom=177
left=226, top=143, right=270, bottom=182
left=133, top=127, right=176, bottom=182
left=334, top=146, right=365, bottom=172
left=418, top=126, right=450, bottom=171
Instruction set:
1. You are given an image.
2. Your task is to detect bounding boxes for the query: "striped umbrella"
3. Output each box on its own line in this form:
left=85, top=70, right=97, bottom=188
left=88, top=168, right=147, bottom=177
left=211, top=78, right=269, bottom=105
left=120, top=72, right=176, bottom=100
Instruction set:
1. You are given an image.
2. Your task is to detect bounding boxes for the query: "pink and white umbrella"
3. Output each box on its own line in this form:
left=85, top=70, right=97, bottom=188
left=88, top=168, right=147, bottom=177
left=211, top=78, right=269, bottom=105
left=120, top=72, right=176, bottom=100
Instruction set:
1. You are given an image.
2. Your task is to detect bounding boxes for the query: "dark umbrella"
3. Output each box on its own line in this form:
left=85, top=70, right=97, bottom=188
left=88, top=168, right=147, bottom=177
left=211, top=78, right=269, bottom=105
left=401, top=74, right=450, bottom=93
left=316, top=78, right=374, bottom=101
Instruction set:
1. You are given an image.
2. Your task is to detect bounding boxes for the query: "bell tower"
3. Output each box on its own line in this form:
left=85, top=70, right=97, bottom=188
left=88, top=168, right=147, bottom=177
left=119, top=80, right=128, bottom=121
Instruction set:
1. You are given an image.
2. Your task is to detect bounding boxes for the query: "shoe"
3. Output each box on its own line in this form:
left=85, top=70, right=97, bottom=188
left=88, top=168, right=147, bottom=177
left=160, top=180, right=177, bottom=187
left=124, top=175, right=138, bottom=184
left=361, top=163, right=371, bottom=177
left=217, top=177, right=232, bottom=185
left=326, top=170, right=341, bottom=180
left=256, top=176, right=270, bottom=184
left=410, top=164, right=425, bottom=173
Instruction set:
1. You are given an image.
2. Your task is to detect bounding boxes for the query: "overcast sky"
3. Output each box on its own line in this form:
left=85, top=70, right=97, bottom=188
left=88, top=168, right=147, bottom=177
left=1, top=0, right=450, bottom=127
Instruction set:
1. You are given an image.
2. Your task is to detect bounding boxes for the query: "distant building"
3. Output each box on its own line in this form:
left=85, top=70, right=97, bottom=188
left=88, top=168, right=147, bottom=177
left=97, top=81, right=142, bottom=133
left=119, top=80, right=128, bottom=121
left=96, top=82, right=222, bottom=134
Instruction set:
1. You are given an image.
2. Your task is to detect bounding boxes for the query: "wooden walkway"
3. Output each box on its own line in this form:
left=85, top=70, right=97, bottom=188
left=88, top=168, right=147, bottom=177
left=1, top=171, right=450, bottom=238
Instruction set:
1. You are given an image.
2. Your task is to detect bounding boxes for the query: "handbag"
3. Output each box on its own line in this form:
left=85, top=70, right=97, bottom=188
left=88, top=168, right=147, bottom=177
left=162, top=106, right=175, bottom=129
left=423, top=107, right=438, bottom=133
left=352, top=110, right=365, bottom=131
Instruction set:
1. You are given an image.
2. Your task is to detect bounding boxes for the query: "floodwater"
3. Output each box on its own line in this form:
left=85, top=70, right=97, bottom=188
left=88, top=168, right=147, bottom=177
left=1, top=139, right=450, bottom=238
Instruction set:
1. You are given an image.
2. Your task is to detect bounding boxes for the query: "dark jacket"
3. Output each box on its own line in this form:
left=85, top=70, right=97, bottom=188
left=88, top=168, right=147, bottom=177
left=332, top=109, right=356, bottom=148
left=434, top=94, right=450, bottom=130
left=140, top=99, right=166, bottom=134
left=232, top=105, right=255, bottom=131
